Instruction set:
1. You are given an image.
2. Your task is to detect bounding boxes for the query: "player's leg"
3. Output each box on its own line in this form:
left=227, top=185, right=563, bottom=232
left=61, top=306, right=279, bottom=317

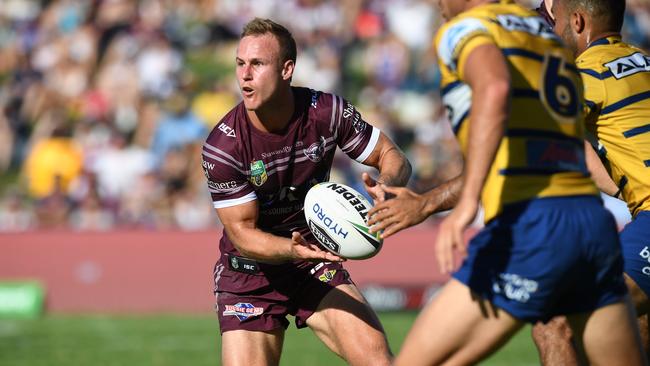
left=395, top=279, right=523, bottom=366
left=531, top=316, right=581, bottom=366
left=221, top=328, right=285, bottom=366
left=626, top=273, right=650, bottom=357
left=305, top=283, right=392, bottom=366
left=567, top=297, right=647, bottom=366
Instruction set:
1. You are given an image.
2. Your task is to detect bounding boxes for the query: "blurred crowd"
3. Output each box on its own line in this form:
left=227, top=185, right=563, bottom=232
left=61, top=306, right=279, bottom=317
left=0, top=0, right=648, bottom=232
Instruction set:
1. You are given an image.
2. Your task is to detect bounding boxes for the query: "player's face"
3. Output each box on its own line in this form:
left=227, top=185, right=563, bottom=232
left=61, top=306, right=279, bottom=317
left=436, top=0, right=465, bottom=20
left=236, top=34, right=288, bottom=111
left=551, top=1, right=578, bottom=55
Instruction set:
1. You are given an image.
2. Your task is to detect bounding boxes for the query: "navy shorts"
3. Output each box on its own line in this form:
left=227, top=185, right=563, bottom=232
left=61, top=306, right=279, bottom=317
left=621, top=211, right=650, bottom=297
left=453, top=196, right=627, bottom=323
left=214, top=258, right=353, bottom=334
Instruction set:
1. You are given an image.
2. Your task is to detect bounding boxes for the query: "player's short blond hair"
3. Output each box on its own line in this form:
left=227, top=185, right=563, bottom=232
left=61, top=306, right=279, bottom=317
left=241, top=18, right=297, bottom=65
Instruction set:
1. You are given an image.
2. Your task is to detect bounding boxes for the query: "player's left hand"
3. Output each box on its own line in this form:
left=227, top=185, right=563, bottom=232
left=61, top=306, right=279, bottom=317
left=435, top=198, right=478, bottom=274
left=367, top=185, right=428, bottom=238
left=362, top=172, right=386, bottom=203
left=290, top=231, right=345, bottom=263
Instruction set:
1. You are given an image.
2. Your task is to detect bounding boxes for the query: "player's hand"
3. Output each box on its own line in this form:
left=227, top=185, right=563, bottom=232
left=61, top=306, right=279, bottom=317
left=290, top=232, right=345, bottom=262
left=367, top=185, right=428, bottom=239
left=435, top=198, right=477, bottom=274
left=362, top=172, right=386, bottom=203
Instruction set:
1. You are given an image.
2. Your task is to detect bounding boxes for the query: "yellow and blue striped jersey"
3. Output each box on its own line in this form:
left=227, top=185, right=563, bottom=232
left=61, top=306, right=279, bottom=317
left=578, top=36, right=650, bottom=217
left=435, top=0, right=597, bottom=222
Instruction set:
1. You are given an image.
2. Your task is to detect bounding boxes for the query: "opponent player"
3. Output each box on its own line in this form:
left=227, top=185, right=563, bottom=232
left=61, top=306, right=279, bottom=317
left=201, top=18, right=411, bottom=365
left=365, top=0, right=645, bottom=365
left=530, top=0, right=650, bottom=363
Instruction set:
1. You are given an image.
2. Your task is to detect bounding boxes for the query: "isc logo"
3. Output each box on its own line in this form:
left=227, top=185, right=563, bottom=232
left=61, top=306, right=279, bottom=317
left=218, top=123, right=235, bottom=137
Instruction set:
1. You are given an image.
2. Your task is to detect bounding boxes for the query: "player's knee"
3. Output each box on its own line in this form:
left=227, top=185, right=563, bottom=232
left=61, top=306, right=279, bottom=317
left=342, top=336, right=392, bottom=366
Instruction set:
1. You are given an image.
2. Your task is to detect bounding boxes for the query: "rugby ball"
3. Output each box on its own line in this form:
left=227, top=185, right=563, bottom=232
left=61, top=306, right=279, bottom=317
left=304, top=182, right=383, bottom=259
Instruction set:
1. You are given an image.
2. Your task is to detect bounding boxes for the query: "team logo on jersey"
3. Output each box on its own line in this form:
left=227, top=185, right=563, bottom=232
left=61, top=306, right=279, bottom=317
left=305, top=136, right=326, bottom=162
left=249, top=160, right=268, bottom=186
left=319, top=269, right=337, bottom=283
left=222, top=302, right=264, bottom=321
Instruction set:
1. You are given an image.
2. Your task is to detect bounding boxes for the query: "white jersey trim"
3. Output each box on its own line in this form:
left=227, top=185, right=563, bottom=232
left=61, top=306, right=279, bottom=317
left=213, top=191, right=257, bottom=209
left=355, top=127, right=381, bottom=163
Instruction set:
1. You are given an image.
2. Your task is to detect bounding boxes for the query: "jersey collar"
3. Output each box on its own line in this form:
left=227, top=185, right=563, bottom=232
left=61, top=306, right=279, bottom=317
left=588, top=35, right=622, bottom=49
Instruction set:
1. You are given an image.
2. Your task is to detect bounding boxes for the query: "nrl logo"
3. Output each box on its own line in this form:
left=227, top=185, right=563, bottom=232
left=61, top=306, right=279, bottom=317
left=249, top=160, right=268, bottom=186
left=304, top=136, right=326, bottom=162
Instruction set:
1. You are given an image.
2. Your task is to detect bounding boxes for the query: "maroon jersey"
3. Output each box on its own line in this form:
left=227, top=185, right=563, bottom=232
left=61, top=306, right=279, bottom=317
left=202, top=87, right=379, bottom=265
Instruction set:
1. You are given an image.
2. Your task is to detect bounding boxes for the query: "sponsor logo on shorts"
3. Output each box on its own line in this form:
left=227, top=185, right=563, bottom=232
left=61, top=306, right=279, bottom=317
left=492, top=273, right=538, bottom=303
left=639, top=246, right=650, bottom=276
left=249, top=160, right=267, bottom=186
left=223, top=302, right=264, bottom=321
left=319, top=269, right=337, bottom=283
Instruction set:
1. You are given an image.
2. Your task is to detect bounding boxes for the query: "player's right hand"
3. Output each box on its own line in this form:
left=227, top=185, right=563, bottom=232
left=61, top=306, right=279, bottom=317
left=290, top=232, right=345, bottom=263
left=367, top=185, right=429, bottom=238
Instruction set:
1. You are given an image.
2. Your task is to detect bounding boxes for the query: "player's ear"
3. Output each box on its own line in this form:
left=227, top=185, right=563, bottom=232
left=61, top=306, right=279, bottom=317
left=281, top=59, right=294, bottom=81
left=570, top=10, right=586, bottom=34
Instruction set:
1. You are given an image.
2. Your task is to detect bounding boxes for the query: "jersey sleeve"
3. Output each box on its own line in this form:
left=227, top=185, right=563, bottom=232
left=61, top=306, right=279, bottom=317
left=580, top=71, right=607, bottom=127
left=436, top=17, right=495, bottom=79
left=201, top=135, right=256, bottom=209
left=328, top=94, right=380, bottom=163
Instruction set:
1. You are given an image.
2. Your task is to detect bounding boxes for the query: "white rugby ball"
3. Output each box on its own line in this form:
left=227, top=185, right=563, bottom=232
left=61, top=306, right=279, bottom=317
left=304, top=182, right=382, bottom=259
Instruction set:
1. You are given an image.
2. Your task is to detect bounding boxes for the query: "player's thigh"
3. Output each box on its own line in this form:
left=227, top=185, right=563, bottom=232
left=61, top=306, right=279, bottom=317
left=395, top=279, right=523, bottom=366
left=567, top=299, right=646, bottom=366
left=626, top=272, right=650, bottom=315
left=306, top=283, right=391, bottom=366
left=221, top=328, right=285, bottom=366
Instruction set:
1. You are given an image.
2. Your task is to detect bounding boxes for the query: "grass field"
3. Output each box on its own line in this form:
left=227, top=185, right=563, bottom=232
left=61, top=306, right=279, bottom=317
left=0, top=312, right=538, bottom=365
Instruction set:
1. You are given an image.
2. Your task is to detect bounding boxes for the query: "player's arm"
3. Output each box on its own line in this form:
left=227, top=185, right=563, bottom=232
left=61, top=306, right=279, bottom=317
left=436, top=42, right=510, bottom=273
left=361, top=132, right=412, bottom=201
left=215, top=201, right=342, bottom=263
left=367, top=174, right=463, bottom=238
left=584, top=140, right=619, bottom=197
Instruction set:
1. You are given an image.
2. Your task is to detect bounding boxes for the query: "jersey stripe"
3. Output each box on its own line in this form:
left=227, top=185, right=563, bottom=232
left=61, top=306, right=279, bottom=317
left=502, top=48, right=544, bottom=61
left=213, top=191, right=257, bottom=209
left=506, top=128, right=583, bottom=145
left=579, top=68, right=614, bottom=80
left=512, top=89, right=539, bottom=98
left=499, top=167, right=586, bottom=175
left=203, top=143, right=243, bottom=167
left=329, top=95, right=338, bottom=133
left=355, top=127, right=380, bottom=163
left=622, top=123, right=650, bottom=138
left=202, top=150, right=248, bottom=174
left=601, top=90, right=650, bottom=115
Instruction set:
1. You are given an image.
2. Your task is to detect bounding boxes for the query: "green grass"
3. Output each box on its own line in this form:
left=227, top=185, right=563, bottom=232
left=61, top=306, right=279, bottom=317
left=0, top=312, right=538, bottom=365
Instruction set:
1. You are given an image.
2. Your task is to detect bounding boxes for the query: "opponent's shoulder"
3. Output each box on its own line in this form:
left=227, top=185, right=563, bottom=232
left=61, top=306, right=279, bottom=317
left=577, top=38, right=647, bottom=78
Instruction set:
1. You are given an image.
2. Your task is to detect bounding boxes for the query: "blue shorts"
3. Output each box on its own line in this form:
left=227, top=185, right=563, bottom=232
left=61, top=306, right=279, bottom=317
left=453, top=196, right=627, bottom=323
left=621, top=211, right=650, bottom=298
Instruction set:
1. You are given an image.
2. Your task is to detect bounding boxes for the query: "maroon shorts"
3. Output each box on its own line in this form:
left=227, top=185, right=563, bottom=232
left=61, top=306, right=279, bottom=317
left=214, top=255, right=353, bottom=333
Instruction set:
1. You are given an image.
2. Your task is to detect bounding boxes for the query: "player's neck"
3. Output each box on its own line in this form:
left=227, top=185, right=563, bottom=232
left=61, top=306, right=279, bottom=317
left=248, top=87, right=295, bottom=134
left=577, top=30, right=620, bottom=56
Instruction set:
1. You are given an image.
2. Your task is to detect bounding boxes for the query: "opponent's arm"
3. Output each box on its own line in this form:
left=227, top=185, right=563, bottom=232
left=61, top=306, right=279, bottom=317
left=584, top=140, right=619, bottom=197
left=436, top=43, right=510, bottom=273
left=216, top=201, right=342, bottom=263
left=367, top=174, right=463, bottom=238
